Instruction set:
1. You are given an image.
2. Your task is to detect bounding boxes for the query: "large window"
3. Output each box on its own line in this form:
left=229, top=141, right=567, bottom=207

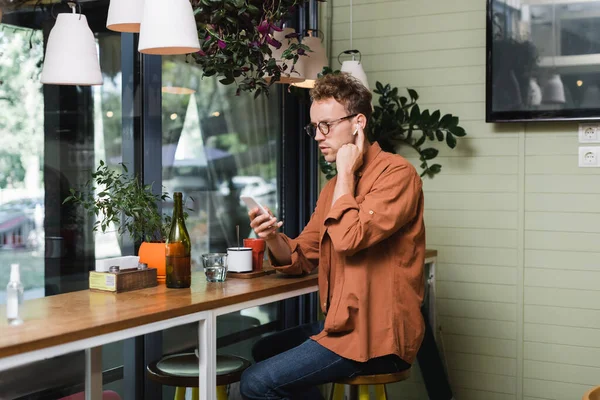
left=0, top=3, right=127, bottom=398
left=160, top=56, right=284, bottom=383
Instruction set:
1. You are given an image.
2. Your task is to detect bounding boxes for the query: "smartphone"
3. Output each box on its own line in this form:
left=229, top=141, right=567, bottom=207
left=240, top=195, right=269, bottom=216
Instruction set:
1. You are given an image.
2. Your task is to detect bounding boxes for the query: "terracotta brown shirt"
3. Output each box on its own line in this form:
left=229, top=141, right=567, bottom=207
left=270, top=142, right=426, bottom=363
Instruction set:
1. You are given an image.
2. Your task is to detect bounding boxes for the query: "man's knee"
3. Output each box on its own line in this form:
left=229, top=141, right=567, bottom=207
left=239, top=364, right=273, bottom=400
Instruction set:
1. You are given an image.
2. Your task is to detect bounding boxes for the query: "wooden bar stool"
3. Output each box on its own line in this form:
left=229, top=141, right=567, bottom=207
left=329, top=369, right=411, bottom=400
left=147, top=352, right=251, bottom=400
left=584, top=385, right=600, bottom=400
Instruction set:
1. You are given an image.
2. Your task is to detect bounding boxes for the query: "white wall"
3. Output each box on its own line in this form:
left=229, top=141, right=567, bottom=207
left=325, top=1, right=600, bottom=399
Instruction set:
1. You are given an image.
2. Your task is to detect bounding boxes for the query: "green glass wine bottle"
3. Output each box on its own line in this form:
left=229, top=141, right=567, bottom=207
left=165, top=192, right=191, bottom=288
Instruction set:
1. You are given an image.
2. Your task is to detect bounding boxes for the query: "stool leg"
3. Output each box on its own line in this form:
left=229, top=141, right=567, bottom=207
left=374, top=384, right=386, bottom=400
left=358, top=385, right=370, bottom=400
left=216, top=385, right=228, bottom=400
left=174, top=387, right=186, bottom=400
left=348, top=385, right=359, bottom=400
left=329, top=383, right=345, bottom=400
left=192, top=387, right=199, bottom=400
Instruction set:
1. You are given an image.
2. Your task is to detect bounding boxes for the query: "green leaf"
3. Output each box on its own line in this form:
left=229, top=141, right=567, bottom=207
left=430, top=110, right=441, bottom=124
left=450, top=126, right=466, bottom=137
left=219, top=76, right=235, bottom=85
left=409, top=104, right=420, bottom=123
left=415, top=134, right=426, bottom=148
left=429, top=164, right=442, bottom=174
left=439, top=114, right=452, bottom=127
left=400, top=97, right=407, bottom=107
left=421, top=148, right=439, bottom=160
left=425, top=130, right=434, bottom=140
left=375, top=81, right=384, bottom=93
left=435, top=130, right=444, bottom=141
left=446, top=132, right=457, bottom=149
left=407, top=88, right=419, bottom=101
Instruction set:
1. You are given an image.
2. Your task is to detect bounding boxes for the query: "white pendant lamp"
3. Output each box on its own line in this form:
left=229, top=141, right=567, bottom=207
left=106, top=0, right=144, bottom=33
left=138, top=0, right=200, bottom=55
left=266, top=27, right=305, bottom=85
left=338, top=0, right=368, bottom=89
left=339, top=50, right=369, bottom=89
left=541, top=73, right=566, bottom=104
left=41, top=3, right=103, bottom=86
left=291, top=30, right=328, bottom=89
left=528, top=77, right=542, bottom=107
left=162, top=86, right=196, bottom=95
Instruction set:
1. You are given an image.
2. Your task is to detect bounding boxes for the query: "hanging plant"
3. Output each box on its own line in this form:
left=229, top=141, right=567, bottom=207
left=191, top=0, right=323, bottom=97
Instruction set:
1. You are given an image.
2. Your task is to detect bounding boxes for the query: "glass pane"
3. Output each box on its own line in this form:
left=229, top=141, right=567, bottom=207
left=161, top=56, right=280, bottom=255
left=0, top=3, right=123, bottom=300
left=161, top=55, right=282, bottom=351
left=490, top=0, right=600, bottom=113
left=0, top=3, right=125, bottom=398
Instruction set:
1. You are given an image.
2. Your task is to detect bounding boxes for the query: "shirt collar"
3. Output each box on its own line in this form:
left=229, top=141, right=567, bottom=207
left=356, top=141, right=382, bottom=177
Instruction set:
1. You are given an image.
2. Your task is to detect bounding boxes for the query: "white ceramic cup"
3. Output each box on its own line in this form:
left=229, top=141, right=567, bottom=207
left=227, top=247, right=253, bottom=272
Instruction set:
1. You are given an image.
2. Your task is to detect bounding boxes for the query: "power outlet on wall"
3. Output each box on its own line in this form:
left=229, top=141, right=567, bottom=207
left=579, top=124, right=600, bottom=143
left=579, top=146, right=600, bottom=167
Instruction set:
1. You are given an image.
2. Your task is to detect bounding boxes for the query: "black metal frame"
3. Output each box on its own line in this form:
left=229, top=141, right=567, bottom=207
left=486, top=0, right=600, bottom=123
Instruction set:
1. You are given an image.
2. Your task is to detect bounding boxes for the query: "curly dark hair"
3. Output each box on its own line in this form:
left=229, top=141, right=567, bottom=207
left=309, top=73, right=373, bottom=127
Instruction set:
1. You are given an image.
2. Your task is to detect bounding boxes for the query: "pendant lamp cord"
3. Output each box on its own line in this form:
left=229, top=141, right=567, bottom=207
left=349, top=0, right=353, bottom=50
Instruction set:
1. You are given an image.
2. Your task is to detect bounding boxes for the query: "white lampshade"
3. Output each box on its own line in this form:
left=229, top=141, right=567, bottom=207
left=41, top=13, right=103, bottom=86
left=162, top=86, right=195, bottom=95
left=541, top=73, right=566, bottom=104
left=138, top=0, right=200, bottom=55
left=265, top=27, right=305, bottom=84
left=292, top=35, right=328, bottom=89
left=341, top=60, right=369, bottom=89
left=107, top=0, right=144, bottom=33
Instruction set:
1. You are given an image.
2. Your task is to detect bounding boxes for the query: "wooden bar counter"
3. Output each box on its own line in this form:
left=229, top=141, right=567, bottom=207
left=0, top=249, right=437, bottom=400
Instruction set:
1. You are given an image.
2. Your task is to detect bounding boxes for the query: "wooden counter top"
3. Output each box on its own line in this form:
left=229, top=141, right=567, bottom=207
left=0, top=272, right=318, bottom=359
left=0, top=249, right=437, bottom=360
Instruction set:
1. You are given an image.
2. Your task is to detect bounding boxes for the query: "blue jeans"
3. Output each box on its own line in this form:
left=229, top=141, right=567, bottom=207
left=239, top=320, right=410, bottom=400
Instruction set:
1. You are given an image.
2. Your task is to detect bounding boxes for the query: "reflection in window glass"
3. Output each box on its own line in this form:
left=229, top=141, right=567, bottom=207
left=0, top=18, right=123, bottom=300
left=0, top=4, right=125, bottom=398
left=161, top=56, right=282, bottom=359
left=161, top=56, right=280, bottom=259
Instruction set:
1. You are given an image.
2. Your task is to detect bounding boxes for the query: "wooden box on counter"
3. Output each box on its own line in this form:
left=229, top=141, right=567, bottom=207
left=89, top=268, right=157, bottom=293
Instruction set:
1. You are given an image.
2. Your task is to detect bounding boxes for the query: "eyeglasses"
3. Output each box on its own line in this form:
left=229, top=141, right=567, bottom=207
left=304, top=114, right=358, bottom=138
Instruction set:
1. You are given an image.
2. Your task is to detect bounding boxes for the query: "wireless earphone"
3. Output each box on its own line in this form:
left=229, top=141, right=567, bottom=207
left=353, top=124, right=360, bottom=136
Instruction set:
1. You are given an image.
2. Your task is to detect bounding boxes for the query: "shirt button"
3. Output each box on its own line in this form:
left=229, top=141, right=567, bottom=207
left=369, top=210, right=374, bottom=215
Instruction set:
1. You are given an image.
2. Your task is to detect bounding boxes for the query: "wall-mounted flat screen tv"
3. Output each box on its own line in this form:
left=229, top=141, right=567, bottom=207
left=487, top=0, right=600, bottom=122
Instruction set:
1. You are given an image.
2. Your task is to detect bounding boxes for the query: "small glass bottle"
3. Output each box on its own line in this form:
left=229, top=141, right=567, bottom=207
left=166, top=192, right=192, bottom=288
left=6, top=263, right=24, bottom=325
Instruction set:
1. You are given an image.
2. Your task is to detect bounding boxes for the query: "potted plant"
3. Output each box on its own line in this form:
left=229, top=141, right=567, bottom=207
left=63, top=160, right=189, bottom=283
left=318, top=73, right=467, bottom=179
left=191, top=0, right=322, bottom=96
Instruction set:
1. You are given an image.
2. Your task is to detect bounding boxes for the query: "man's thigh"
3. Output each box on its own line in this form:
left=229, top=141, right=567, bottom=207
left=242, top=338, right=359, bottom=399
left=252, top=320, right=324, bottom=362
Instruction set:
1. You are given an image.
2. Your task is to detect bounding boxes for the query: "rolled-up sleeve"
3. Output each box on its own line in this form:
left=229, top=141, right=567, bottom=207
left=267, top=233, right=319, bottom=275
left=324, top=164, right=422, bottom=256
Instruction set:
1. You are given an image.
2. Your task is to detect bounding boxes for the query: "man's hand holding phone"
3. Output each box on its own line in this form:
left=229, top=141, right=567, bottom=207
left=243, top=196, right=283, bottom=240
